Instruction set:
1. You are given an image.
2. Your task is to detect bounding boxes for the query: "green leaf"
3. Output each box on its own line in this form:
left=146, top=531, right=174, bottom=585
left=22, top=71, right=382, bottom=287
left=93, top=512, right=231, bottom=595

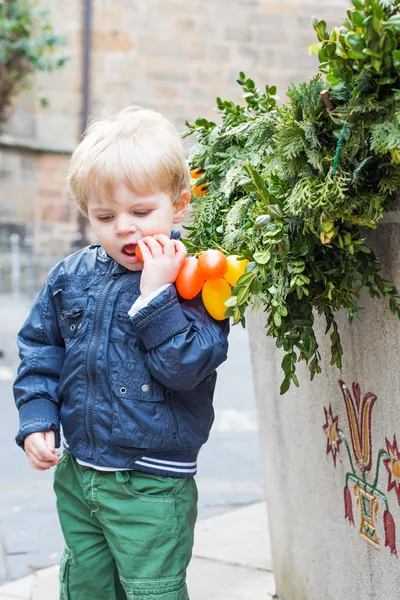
left=253, top=251, right=271, bottom=265
left=267, top=204, right=284, bottom=219
left=393, top=50, right=400, bottom=71
left=233, top=307, right=241, bottom=324
left=281, top=354, right=293, bottom=372
left=351, top=11, right=365, bottom=28
left=309, top=43, right=320, bottom=56
left=224, top=306, right=235, bottom=318
left=237, top=287, right=250, bottom=306
left=346, top=33, right=364, bottom=51
left=348, top=49, right=366, bottom=60
left=280, top=378, right=291, bottom=395
left=250, top=278, right=263, bottom=294
left=363, top=48, right=381, bottom=59
left=236, top=272, right=257, bottom=286
left=225, top=295, right=238, bottom=307
left=254, top=215, right=271, bottom=229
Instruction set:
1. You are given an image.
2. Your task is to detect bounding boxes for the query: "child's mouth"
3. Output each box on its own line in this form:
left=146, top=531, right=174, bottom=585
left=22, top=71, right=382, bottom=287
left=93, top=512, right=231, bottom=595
left=122, top=243, right=139, bottom=262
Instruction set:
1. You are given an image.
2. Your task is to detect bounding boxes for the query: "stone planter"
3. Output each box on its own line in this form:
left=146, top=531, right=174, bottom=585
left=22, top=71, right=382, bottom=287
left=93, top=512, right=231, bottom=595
left=248, top=214, right=400, bottom=600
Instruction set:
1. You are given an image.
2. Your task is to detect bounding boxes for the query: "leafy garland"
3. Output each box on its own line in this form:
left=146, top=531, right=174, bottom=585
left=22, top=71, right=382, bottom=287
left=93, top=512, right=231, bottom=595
left=0, top=0, right=67, bottom=125
left=184, top=0, right=400, bottom=394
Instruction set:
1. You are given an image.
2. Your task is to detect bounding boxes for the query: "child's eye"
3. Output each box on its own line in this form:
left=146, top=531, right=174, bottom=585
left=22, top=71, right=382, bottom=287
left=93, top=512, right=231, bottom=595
left=97, top=215, right=113, bottom=222
left=134, top=211, right=151, bottom=217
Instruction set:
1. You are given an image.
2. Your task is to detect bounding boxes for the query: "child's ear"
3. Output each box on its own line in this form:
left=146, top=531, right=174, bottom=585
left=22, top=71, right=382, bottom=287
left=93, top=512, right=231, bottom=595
left=173, top=190, right=190, bottom=223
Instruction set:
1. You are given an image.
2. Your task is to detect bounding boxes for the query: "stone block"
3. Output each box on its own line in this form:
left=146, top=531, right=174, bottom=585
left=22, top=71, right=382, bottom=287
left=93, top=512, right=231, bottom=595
left=137, top=34, right=185, bottom=57
left=248, top=12, right=284, bottom=27
left=256, top=27, right=287, bottom=45
left=260, top=1, right=300, bottom=14
left=225, top=26, right=252, bottom=43
left=92, top=30, right=135, bottom=53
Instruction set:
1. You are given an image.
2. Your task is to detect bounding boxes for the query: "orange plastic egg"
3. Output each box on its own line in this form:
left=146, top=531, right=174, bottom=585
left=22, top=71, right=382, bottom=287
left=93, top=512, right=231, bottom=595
left=198, top=249, right=227, bottom=280
left=135, top=244, right=143, bottom=262
left=176, top=257, right=205, bottom=299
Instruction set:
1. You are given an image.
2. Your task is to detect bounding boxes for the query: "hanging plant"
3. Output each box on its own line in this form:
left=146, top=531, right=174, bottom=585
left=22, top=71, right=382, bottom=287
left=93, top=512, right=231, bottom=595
left=0, top=0, right=68, bottom=125
left=183, top=0, right=400, bottom=394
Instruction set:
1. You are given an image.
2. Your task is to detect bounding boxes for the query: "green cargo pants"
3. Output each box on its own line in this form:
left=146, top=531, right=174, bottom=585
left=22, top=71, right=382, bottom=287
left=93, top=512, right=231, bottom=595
left=53, top=452, right=198, bottom=599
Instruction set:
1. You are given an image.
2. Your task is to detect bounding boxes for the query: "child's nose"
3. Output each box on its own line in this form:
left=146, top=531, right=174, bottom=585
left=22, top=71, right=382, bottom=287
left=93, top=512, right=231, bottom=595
left=115, top=216, right=137, bottom=236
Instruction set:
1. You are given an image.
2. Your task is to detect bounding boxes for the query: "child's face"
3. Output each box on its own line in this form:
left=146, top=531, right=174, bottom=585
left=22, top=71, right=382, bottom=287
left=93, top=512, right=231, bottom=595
left=87, top=184, right=189, bottom=271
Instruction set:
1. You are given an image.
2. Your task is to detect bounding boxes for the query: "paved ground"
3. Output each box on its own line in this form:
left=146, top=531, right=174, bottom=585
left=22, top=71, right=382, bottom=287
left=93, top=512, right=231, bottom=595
left=0, top=294, right=265, bottom=584
left=0, top=502, right=275, bottom=600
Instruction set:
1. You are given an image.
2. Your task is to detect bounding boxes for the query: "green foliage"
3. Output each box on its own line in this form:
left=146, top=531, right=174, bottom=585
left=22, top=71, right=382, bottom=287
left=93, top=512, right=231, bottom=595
left=184, top=0, right=400, bottom=394
left=0, top=0, right=68, bottom=124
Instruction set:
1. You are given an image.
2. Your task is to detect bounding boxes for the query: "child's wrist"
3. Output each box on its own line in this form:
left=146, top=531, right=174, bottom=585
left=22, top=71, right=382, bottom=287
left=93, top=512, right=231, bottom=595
left=140, top=283, right=170, bottom=300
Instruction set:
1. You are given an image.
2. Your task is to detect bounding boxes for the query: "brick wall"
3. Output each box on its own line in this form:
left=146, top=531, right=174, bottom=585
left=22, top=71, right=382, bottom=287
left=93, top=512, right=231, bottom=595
left=0, top=0, right=351, bottom=254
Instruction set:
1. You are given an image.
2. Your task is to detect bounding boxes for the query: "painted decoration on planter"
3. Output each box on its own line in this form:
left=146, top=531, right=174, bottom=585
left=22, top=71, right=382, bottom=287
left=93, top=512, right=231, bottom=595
left=383, top=436, right=400, bottom=506
left=323, top=380, right=398, bottom=557
left=340, top=381, right=376, bottom=472
left=322, top=404, right=342, bottom=467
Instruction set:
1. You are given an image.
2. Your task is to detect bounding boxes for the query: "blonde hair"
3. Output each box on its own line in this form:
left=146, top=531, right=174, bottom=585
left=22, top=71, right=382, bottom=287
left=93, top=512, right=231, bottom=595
left=68, top=107, right=190, bottom=215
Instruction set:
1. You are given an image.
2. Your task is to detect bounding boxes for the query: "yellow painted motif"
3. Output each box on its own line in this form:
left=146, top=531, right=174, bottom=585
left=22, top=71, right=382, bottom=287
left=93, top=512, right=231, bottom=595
left=391, top=459, right=400, bottom=481
left=354, top=484, right=380, bottom=549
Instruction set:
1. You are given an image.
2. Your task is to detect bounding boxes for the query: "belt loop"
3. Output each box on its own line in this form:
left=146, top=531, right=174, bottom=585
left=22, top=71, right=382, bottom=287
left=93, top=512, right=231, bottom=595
left=115, top=470, right=130, bottom=484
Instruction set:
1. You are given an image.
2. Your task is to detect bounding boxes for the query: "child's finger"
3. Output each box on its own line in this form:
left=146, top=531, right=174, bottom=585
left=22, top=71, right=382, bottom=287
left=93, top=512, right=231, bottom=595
left=32, top=446, right=58, bottom=465
left=31, top=434, right=58, bottom=462
left=173, top=240, right=187, bottom=265
left=44, top=430, right=56, bottom=453
left=26, top=444, right=48, bottom=463
left=153, top=235, right=175, bottom=257
left=28, top=456, right=55, bottom=471
left=137, top=239, right=152, bottom=261
left=142, top=236, right=163, bottom=257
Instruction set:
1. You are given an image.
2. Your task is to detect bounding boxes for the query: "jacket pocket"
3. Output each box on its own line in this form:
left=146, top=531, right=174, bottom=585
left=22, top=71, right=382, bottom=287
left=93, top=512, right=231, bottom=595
left=109, top=290, right=139, bottom=344
left=110, top=360, right=164, bottom=402
left=111, top=396, right=174, bottom=448
left=56, top=294, right=88, bottom=342
left=110, top=361, right=177, bottom=449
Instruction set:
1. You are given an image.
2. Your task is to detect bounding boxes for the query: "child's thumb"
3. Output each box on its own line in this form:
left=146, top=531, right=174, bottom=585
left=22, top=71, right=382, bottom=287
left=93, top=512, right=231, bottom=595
left=44, top=430, right=56, bottom=453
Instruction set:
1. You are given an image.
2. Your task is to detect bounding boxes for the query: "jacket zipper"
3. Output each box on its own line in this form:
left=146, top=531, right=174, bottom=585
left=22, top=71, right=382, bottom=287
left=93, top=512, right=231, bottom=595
left=165, top=390, right=180, bottom=442
left=84, top=273, right=120, bottom=458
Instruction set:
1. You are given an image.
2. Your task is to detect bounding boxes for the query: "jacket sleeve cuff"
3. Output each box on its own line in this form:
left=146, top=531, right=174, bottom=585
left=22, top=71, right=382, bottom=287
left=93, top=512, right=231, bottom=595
left=127, top=284, right=172, bottom=317
left=16, top=398, right=60, bottom=449
left=129, top=286, right=190, bottom=350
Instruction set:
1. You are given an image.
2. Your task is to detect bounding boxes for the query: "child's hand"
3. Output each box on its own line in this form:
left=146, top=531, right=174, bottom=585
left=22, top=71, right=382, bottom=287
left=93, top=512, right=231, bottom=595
left=24, top=431, right=60, bottom=471
left=138, top=234, right=187, bottom=298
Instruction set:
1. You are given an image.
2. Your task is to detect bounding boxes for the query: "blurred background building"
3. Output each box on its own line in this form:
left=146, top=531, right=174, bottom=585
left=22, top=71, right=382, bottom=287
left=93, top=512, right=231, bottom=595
left=0, top=0, right=349, bottom=293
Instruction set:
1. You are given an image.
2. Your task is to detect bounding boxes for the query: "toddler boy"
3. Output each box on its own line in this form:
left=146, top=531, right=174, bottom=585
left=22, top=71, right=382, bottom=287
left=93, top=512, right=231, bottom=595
left=14, top=107, right=229, bottom=599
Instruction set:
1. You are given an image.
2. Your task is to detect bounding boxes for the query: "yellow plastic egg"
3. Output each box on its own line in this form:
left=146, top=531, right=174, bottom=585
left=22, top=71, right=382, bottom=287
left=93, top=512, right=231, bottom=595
left=202, top=278, right=232, bottom=320
left=223, top=255, right=250, bottom=286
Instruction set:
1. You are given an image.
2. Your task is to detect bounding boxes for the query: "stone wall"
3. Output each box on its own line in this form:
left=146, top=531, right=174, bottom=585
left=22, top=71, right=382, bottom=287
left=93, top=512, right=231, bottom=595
left=0, top=0, right=350, bottom=254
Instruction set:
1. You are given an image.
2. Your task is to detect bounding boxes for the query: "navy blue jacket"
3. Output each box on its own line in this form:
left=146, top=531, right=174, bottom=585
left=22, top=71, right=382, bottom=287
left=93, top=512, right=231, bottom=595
left=14, top=233, right=229, bottom=477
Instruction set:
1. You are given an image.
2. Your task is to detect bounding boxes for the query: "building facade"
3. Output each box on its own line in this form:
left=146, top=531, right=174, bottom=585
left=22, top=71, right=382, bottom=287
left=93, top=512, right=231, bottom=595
left=0, top=0, right=350, bottom=258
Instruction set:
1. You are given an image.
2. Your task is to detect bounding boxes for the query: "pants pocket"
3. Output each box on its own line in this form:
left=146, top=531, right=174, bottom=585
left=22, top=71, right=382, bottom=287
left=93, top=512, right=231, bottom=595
left=59, top=546, right=75, bottom=600
left=120, top=575, right=189, bottom=600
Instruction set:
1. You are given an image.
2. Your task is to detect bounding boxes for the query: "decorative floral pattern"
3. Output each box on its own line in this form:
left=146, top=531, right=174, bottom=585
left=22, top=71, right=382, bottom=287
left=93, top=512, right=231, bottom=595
left=323, top=404, right=342, bottom=467
left=384, top=436, right=400, bottom=506
left=339, top=380, right=376, bottom=472
left=323, top=380, right=398, bottom=558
